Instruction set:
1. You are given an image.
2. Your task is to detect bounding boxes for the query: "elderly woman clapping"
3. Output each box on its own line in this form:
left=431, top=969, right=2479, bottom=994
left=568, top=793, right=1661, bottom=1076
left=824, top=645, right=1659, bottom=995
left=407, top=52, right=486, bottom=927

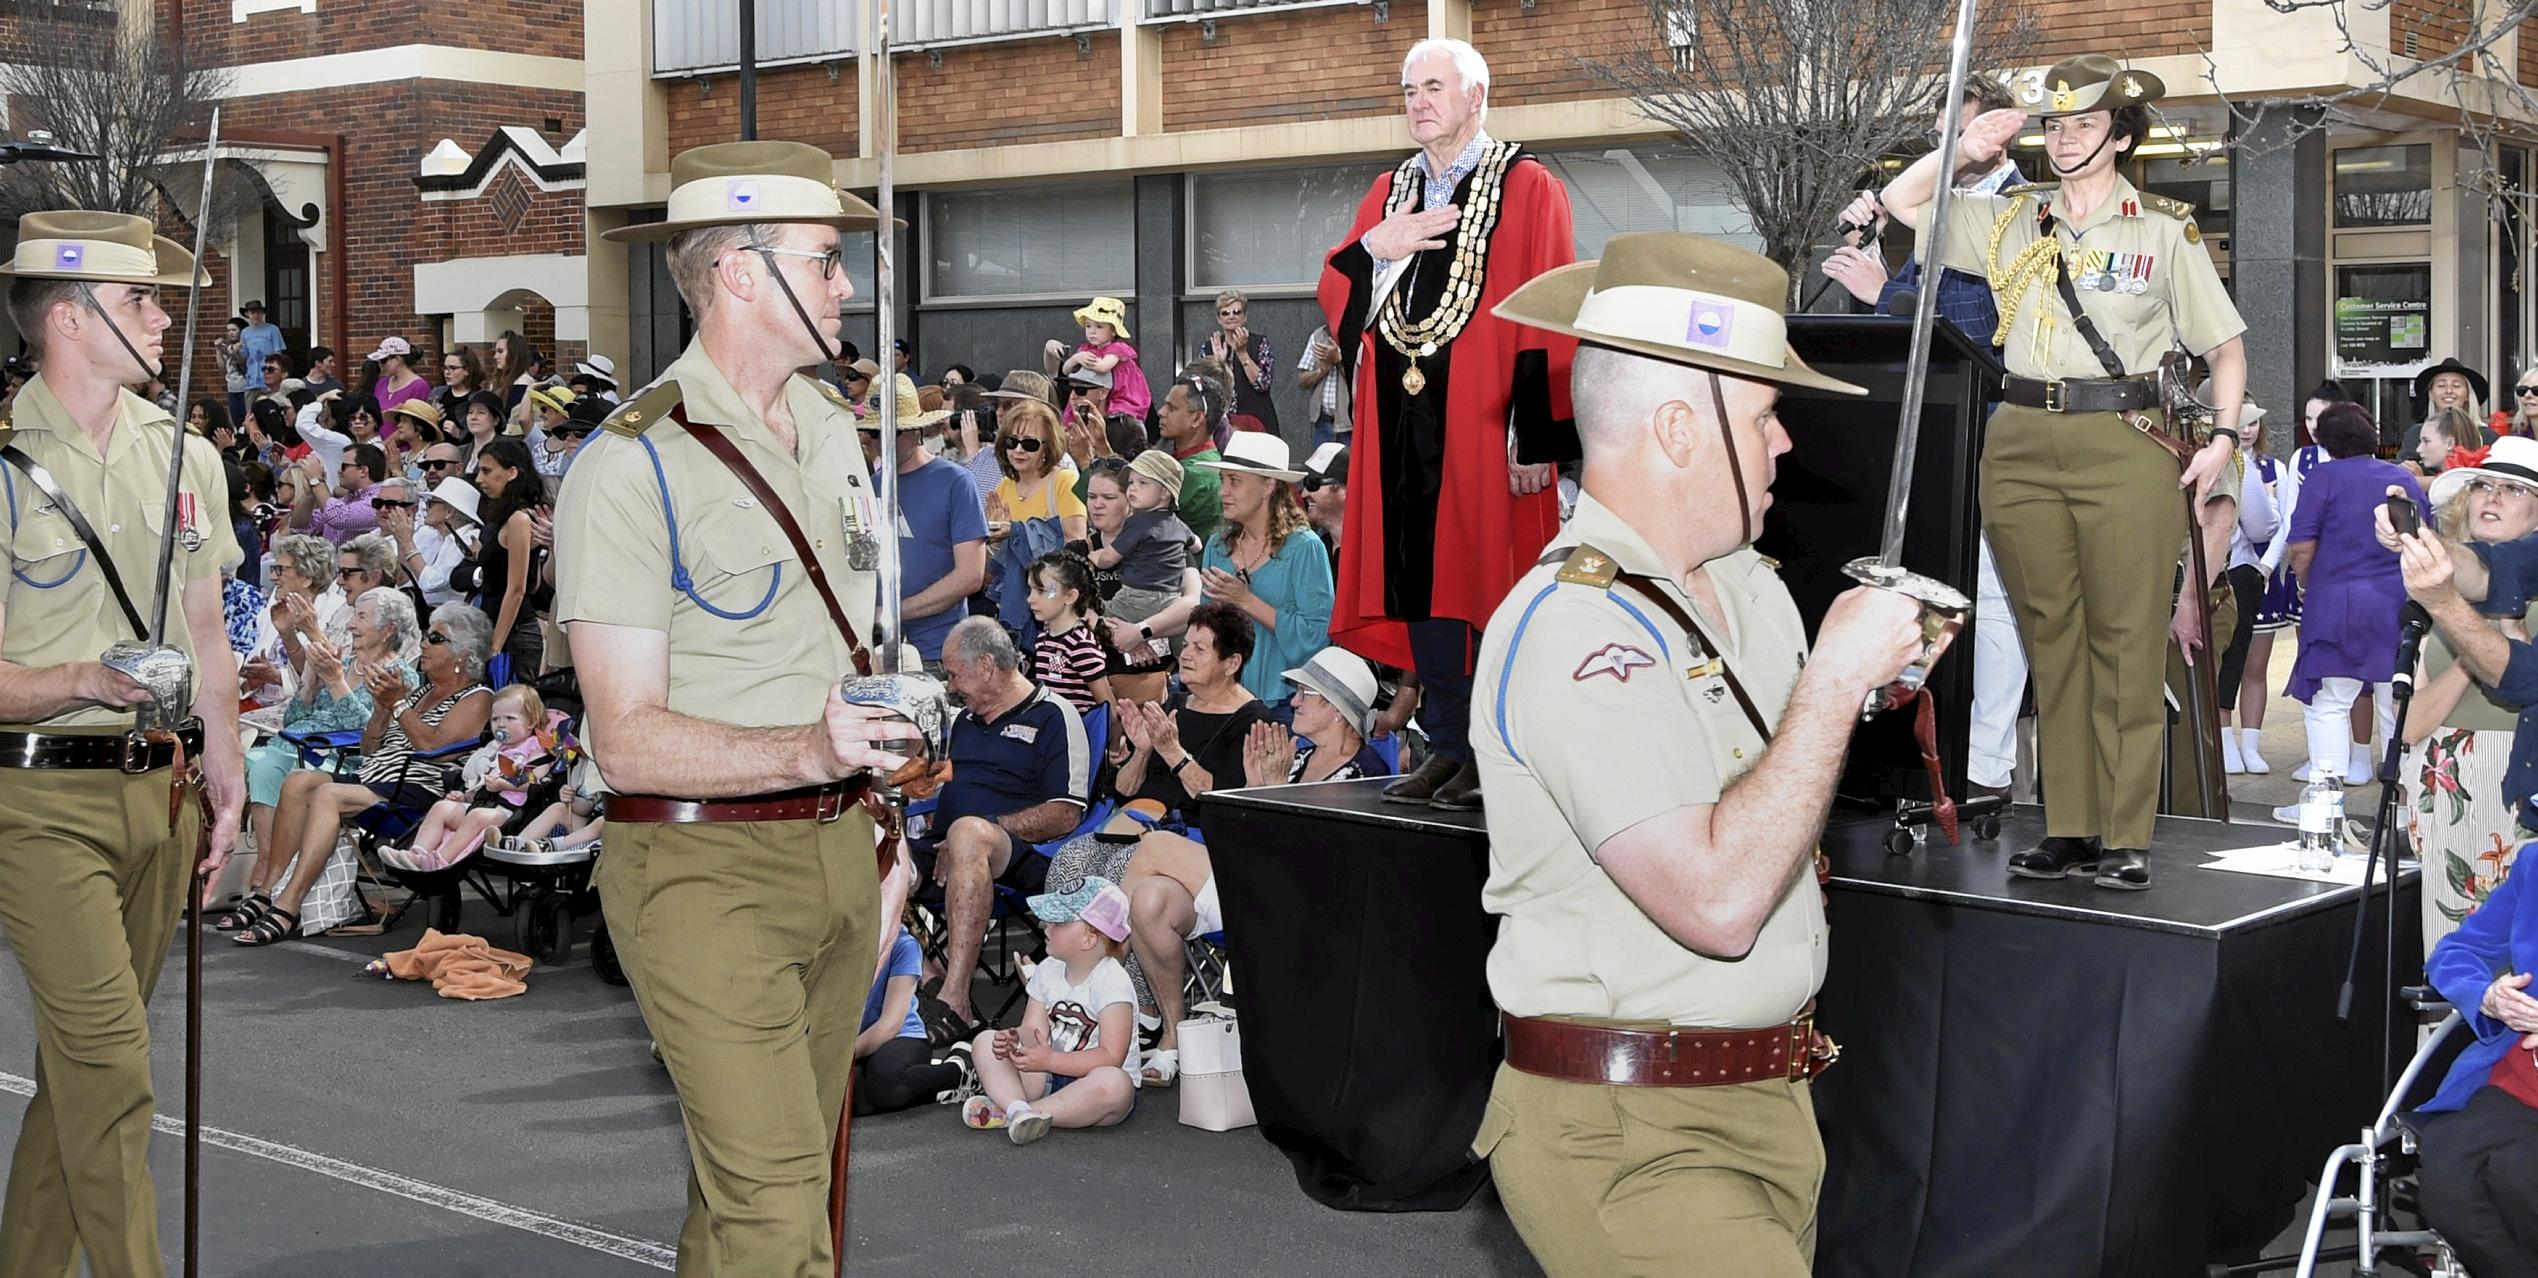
left=221, top=587, right=423, bottom=931
left=230, top=604, right=496, bottom=947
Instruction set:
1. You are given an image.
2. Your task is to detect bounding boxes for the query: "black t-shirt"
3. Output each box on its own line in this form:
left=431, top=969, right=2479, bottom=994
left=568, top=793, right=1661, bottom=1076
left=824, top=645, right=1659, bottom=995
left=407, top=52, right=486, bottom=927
left=1131, top=696, right=1272, bottom=824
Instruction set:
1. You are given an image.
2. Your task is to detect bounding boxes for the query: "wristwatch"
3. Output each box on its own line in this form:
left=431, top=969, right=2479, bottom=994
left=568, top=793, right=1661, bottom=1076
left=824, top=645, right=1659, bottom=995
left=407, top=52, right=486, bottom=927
left=1139, top=623, right=1154, bottom=641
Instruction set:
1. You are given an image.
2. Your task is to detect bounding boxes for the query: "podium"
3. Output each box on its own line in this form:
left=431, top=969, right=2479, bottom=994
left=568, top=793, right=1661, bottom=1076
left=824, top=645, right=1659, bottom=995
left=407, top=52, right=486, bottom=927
left=1764, top=315, right=2003, bottom=806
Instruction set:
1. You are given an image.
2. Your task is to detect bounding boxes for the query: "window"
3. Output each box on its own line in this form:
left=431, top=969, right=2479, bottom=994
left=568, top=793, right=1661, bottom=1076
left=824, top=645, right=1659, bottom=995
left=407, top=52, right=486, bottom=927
left=2333, top=144, right=2434, bottom=228
left=1536, top=145, right=1759, bottom=258
left=2333, top=262, right=2433, bottom=379
left=925, top=183, right=1135, bottom=302
left=1189, top=164, right=1389, bottom=291
left=838, top=228, right=877, bottom=310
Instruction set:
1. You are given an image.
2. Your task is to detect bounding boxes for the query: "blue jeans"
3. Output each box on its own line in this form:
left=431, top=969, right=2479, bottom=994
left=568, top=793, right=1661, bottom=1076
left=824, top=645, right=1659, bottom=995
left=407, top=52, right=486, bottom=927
left=1311, top=419, right=1342, bottom=451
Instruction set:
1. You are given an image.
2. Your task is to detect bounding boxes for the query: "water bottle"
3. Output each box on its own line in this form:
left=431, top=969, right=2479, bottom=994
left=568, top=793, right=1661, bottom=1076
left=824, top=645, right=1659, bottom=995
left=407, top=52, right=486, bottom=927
left=2296, top=770, right=2343, bottom=873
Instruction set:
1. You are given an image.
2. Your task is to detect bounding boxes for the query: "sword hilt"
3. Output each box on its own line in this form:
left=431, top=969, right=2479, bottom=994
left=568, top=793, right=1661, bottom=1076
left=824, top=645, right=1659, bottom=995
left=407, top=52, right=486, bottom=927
left=1842, top=558, right=1970, bottom=720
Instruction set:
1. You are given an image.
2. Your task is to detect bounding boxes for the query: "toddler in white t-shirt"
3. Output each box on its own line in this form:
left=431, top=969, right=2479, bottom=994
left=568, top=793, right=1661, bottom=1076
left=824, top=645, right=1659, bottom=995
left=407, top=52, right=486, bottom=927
left=961, top=876, right=1141, bottom=1145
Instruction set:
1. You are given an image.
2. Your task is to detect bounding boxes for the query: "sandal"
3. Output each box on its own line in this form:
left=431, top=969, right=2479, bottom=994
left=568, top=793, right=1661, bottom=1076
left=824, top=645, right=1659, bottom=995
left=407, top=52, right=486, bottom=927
left=231, top=907, right=300, bottom=947
left=961, top=1095, right=1007, bottom=1131
left=214, top=891, right=272, bottom=933
left=1141, top=1048, right=1181, bottom=1088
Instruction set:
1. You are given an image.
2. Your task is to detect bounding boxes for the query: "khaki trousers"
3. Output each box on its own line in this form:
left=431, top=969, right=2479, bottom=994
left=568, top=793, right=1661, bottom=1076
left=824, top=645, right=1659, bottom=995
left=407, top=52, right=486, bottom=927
left=598, top=809, right=880, bottom=1278
left=1983, top=403, right=2185, bottom=850
left=0, top=765, right=198, bottom=1278
left=1475, top=1063, right=1824, bottom=1277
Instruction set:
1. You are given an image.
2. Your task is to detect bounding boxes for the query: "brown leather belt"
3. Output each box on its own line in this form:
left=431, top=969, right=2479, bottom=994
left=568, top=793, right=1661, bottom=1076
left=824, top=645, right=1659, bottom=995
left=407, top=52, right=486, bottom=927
left=609, top=779, right=871, bottom=825
left=0, top=721, right=207, bottom=773
left=2002, top=374, right=2159, bottom=414
left=1503, top=1004, right=1839, bottom=1088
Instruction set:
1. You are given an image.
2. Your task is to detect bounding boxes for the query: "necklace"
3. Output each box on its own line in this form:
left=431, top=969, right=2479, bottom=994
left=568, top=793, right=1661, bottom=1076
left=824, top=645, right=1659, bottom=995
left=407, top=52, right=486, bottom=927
left=1378, top=141, right=1519, bottom=395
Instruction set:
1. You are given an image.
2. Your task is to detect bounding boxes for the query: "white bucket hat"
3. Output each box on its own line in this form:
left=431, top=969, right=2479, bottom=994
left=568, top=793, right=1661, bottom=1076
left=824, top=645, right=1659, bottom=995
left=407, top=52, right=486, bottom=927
left=1282, top=648, right=1381, bottom=738
left=426, top=476, right=483, bottom=526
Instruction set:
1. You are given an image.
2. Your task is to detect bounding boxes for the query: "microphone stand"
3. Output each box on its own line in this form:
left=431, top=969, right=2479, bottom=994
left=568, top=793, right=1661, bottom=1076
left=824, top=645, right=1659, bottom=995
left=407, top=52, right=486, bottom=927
left=2334, top=602, right=2430, bottom=1101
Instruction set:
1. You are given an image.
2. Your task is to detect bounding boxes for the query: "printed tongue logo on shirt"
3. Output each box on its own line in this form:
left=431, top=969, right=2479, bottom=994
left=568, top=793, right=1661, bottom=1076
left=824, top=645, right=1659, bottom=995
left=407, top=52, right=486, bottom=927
left=1046, top=999, right=1100, bottom=1056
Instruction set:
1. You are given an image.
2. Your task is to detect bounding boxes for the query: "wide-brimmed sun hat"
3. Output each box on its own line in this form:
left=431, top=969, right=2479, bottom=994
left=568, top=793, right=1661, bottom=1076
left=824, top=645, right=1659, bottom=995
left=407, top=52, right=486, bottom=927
left=1193, top=433, right=1306, bottom=482
left=0, top=210, right=207, bottom=288
left=600, top=140, right=883, bottom=243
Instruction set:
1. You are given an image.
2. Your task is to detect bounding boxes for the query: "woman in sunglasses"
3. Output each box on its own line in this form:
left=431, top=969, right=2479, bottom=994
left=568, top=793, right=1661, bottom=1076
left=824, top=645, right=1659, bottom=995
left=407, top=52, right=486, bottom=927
left=986, top=399, right=1086, bottom=544
left=2492, top=367, right=2538, bottom=441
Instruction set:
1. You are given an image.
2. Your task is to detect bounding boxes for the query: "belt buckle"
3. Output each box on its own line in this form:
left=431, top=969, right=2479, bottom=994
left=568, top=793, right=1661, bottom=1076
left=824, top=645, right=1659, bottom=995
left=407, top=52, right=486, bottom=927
left=119, top=731, right=153, bottom=774
left=2043, top=378, right=2066, bottom=413
left=814, top=786, right=848, bottom=824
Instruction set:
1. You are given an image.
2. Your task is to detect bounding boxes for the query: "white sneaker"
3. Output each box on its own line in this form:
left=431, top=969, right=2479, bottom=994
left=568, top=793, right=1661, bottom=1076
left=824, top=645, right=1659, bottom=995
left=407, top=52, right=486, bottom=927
left=2349, top=746, right=2376, bottom=782
left=2293, top=760, right=2313, bottom=782
left=2237, top=728, right=2271, bottom=775
left=2222, top=731, right=2246, bottom=775
left=2271, top=802, right=2304, bottom=824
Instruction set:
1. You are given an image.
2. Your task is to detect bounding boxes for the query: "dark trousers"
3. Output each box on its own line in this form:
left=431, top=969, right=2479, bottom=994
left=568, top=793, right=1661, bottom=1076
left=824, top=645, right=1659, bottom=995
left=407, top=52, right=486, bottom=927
left=2416, top=1084, right=2538, bottom=1278
left=853, top=1036, right=962, bottom=1117
left=2215, top=564, right=2264, bottom=712
left=1409, top=618, right=1477, bottom=763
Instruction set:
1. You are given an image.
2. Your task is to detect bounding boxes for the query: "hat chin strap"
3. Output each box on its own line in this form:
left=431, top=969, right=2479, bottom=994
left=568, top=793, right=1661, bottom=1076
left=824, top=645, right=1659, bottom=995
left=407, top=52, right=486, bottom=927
left=75, top=283, right=165, bottom=387
left=751, top=247, right=843, bottom=366
left=1708, top=370, right=1756, bottom=543
left=2049, top=129, right=2119, bottom=178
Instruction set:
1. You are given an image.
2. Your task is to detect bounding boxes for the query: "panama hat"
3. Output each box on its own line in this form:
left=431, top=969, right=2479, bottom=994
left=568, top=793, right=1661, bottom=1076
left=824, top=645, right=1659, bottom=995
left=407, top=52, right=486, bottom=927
left=600, top=140, right=883, bottom=243
left=0, top=210, right=207, bottom=288
left=525, top=384, right=577, bottom=418
left=425, top=476, right=483, bottom=526
left=2430, top=434, right=2538, bottom=508
left=386, top=398, right=444, bottom=431
left=571, top=354, right=618, bottom=388
left=984, top=369, right=1056, bottom=404
left=2034, top=55, right=2165, bottom=117
left=1283, top=648, right=1382, bottom=739
left=858, top=373, right=953, bottom=432
left=1194, top=432, right=1306, bottom=482
left=1072, top=296, right=1131, bottom=339
left=1493, top=232, right=1864, bottom=395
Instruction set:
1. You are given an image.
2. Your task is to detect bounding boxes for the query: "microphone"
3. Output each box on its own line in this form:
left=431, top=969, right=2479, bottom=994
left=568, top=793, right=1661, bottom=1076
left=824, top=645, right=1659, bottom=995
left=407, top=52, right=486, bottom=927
left=2391, top=601, right=2434, bottom=700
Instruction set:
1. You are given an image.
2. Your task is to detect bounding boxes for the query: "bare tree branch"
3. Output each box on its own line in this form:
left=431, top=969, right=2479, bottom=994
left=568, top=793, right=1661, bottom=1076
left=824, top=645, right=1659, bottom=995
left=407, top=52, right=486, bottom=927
left=1580, top=0, right=2039, bottom=304
left=0, top=21, right=251, bottom=235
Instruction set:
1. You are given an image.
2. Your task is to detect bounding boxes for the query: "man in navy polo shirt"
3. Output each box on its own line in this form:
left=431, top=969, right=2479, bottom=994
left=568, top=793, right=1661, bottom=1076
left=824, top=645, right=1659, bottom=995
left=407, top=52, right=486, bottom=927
left=921, top=616, right=1092, bottom=1026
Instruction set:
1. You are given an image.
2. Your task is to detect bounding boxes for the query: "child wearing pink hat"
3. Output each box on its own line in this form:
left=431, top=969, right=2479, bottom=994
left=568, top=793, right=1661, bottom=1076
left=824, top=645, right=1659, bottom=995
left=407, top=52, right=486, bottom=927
left=960, top=876, right=1141, bottom=1144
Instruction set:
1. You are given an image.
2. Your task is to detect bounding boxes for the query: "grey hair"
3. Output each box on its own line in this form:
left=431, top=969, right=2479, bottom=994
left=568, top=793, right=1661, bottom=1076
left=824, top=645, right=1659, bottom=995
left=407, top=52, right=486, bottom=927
left=342, top=531, right=398, bottom=579
left=944, top=615, right=1022, bottom=674
left=355, top=586, right=423, bottom=662
left=1402, top=38, right=1490, bottom=121
left=665, top=221, right=785, bottom=319
left=428, top=603, right=496, bottom=682
left=376, top=475, right=413, bottom=502
left=268, top=533, right=336, bottom=587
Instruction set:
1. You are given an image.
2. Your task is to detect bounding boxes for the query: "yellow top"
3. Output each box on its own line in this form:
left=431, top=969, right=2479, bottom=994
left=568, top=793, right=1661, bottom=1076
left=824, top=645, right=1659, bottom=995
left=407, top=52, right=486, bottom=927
left=1920, top=174, right=2245, bottom=381
left=1, top=374, right=241, bottom=729
left=1473, top=493, right=1826, bottom=1029
left=552, top=338, right=881, bottom=734
left=992, top=473, right=1086, bottom=524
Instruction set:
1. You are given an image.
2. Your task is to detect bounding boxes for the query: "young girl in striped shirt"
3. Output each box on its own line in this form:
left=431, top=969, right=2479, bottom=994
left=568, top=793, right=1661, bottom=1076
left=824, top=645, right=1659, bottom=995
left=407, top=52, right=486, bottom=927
left=1026, top=550, right=1113, bottom=718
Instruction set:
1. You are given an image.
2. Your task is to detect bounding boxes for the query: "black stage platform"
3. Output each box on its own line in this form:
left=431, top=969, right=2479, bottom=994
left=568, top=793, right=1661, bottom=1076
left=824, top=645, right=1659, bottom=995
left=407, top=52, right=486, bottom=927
left=1204, top=780, right=2419, bottom=1275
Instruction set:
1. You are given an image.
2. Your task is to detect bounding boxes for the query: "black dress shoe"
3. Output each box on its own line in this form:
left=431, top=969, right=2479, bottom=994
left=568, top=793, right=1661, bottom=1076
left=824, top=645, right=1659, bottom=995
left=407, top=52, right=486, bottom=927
left=2093, top=849, right=2152, bottom=891
left=2007, top=836, right=2102, bottom=880
left=1383, top=754, right=1458, bottom=804
left=1429, top=760, right=1484, bottom=811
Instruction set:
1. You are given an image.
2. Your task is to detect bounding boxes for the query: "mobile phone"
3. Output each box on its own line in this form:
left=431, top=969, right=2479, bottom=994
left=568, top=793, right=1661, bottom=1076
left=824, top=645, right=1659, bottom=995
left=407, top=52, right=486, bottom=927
left=2386, top=495, right=2421, bottom=537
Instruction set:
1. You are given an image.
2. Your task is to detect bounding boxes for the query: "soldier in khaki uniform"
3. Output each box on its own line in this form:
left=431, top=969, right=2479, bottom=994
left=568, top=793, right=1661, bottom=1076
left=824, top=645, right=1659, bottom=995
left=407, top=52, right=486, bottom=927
left=560, top=142, right=912, bottom=1276
left=1472, top=232, right=1946, bottom=1275
left=1884, top=55, right=2249, bottom=888
left=0, top=211, right=244, bottom=1276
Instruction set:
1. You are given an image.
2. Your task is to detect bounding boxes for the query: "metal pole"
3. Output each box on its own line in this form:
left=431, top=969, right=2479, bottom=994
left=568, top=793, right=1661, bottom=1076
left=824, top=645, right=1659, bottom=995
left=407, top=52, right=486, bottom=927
left=739, top=0, right=759, bottom=140
left=872, top=0, right=902, bottom=664
left=150, top=108, right=222, bottom=648
left=1875, top=0, right=1981, bottom=568
left=172, top=108, right=222, bottom=1278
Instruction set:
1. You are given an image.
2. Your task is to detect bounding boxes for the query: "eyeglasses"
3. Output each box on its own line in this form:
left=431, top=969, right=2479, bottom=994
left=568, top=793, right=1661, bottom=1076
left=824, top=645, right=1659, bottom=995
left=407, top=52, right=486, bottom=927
left=2466, top=478, right=2537, bottom=499
left=337, top=566, right=372, bottom=579
left=745, top=242, right=843, bottom=279
left=2516, top=385, right=2538, bottom=397
left=1003, top=436, right=1045, bottom=453
left=424, top=629, right=449, bottom=646
left=371, top=498, right=417, bottom=510
left=421, top=457, right=458, bottom=471
left=1218, top=308, right=1244, bottom=318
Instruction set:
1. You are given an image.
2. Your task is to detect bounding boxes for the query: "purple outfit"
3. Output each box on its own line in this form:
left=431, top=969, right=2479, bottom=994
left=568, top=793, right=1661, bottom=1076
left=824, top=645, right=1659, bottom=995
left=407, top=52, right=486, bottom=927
left=2286, top=456, right=2425, bottom=702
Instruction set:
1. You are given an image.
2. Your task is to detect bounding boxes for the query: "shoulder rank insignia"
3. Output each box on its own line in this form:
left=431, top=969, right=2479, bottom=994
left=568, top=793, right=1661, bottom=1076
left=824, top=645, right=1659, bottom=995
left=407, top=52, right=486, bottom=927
left=2140, top=192, right=2196, bottom=221
left=1757, top=553, right=1782, bottom=572
left=603, top=380, right=684, bottom=439
left=1555, top=544, right=1620, bottom=588
left=1999, top=182, right=2055, bottom=197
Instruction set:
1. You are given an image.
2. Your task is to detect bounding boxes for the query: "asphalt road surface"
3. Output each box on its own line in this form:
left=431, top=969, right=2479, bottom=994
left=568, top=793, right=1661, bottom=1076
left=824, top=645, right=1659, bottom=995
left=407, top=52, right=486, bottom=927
left=0, top=897, right=1537, bottom=1276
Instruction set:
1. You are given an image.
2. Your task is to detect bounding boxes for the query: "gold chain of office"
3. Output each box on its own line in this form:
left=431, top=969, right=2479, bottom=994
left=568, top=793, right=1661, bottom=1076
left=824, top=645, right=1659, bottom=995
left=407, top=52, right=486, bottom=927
left=1377, top=140, right=1520, bottom=395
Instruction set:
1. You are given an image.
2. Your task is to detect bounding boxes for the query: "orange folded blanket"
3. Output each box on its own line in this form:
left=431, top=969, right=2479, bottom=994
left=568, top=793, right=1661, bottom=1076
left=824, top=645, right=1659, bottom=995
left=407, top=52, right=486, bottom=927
left=381, top=928, right=534, bottom=1000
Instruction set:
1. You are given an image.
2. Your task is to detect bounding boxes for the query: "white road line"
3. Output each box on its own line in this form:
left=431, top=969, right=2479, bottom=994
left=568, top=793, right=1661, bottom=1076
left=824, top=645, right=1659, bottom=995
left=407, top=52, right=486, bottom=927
left=0, top=1072, right=675, bottom=1270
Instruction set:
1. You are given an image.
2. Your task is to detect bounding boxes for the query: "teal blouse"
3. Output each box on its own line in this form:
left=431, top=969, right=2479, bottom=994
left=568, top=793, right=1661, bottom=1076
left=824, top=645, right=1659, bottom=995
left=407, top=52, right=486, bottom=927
left=1200, top=529, right=1334, bottom=707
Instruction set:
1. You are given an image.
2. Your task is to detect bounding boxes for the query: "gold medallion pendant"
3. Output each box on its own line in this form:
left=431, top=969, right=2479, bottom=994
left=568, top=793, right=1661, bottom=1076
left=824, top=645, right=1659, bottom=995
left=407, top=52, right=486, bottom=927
left=1402, top=363, right=1428, bottom=395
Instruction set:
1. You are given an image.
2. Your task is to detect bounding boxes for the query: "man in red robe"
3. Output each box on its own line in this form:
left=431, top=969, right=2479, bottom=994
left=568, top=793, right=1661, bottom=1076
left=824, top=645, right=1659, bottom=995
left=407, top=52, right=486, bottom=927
left=1319, top=37, right=1578, bottom=810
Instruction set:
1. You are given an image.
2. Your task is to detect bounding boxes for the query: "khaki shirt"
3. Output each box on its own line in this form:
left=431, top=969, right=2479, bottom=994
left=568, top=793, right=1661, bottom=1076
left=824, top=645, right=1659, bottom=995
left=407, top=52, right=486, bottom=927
left=1920, top=174, right=2245, bottom=380
left=552, top=339, right=880, bottom=737
left=1473, top=494, right=1827, bottom=1029
left=1, top=374, right=241, bottom=730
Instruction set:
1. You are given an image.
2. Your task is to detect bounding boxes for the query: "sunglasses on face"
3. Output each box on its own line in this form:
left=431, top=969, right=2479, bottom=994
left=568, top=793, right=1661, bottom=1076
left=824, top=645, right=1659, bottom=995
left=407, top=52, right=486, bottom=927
left=2517, top=385, right=2538, bottom=397
left=337, top=566, right=372, bottom=580
left=422, top=458, right=458, bottom=471
left=424, top=630, right=449, bottom=646
left=1003, top=436, right=1045, bottom=453
left=371, top=498, right=416, bottom=510
left=1219, top=308, right=1244, bottom=318
left=1300, top=475, right=1337, bottom=493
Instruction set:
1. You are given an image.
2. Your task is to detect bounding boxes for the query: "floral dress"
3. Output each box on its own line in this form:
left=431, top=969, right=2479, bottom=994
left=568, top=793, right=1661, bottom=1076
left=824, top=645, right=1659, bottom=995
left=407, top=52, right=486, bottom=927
left=2406, top=632, right=2526, bottom=954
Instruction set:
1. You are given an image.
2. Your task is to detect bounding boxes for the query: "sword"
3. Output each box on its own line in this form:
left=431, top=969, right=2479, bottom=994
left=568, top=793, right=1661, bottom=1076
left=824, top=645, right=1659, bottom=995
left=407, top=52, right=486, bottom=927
left=1841, top=0, right=1978, bottom=718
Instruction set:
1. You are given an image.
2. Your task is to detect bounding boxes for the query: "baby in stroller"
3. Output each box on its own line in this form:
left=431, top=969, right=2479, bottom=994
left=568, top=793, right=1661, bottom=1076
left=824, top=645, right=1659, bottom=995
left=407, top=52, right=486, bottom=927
left=380, top=686, right=576, bottom=872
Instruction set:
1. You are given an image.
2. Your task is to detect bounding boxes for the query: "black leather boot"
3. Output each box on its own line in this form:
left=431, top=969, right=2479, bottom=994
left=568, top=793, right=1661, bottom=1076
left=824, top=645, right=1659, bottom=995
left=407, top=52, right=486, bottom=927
left=2007, top=836, right=2102, bottom=880
left=2093, top=849, right=2151, bottom=891
left=1382, top=754, right=1458, bottom=804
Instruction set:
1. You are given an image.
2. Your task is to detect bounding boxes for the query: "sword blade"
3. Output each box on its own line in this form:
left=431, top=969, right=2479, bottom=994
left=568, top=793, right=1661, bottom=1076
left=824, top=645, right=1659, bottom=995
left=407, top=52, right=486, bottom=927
left=1877, top=0, right=1981, bottom=568
left=149, top=107, right=222, bottom=648
left=871, top=0, right=902, bottom=667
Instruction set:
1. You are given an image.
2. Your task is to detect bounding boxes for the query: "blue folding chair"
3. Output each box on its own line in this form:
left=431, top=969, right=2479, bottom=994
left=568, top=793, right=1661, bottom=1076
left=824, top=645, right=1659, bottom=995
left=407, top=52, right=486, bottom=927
left=282, top=727, right=505, bottom=932
left=1185, top=929, right=1231, bottom=1008
left=909, top=797, right=1116, bottom=1026
left=1369, top=732, right=1403, bottom=775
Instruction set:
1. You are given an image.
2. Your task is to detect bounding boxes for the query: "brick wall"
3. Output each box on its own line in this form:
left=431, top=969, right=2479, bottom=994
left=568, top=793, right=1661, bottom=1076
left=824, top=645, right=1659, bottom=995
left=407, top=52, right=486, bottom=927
left=1474, top=0, right=1646, bottom=107
left=2523, top=16, right=2538, bottom=87
left=896, top=36, right=1120, bottom=152
left=0, top=0, right=110, bottom=65
left=666, top=61, right=859, bottom=157
left=1159, top=3, right=1418, bottom=130
left=2022, top=0, right=2206, bottom=59
left=169, top=0, right=582, bottom=67
left=2389, top=0, right=2473, bottom=63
